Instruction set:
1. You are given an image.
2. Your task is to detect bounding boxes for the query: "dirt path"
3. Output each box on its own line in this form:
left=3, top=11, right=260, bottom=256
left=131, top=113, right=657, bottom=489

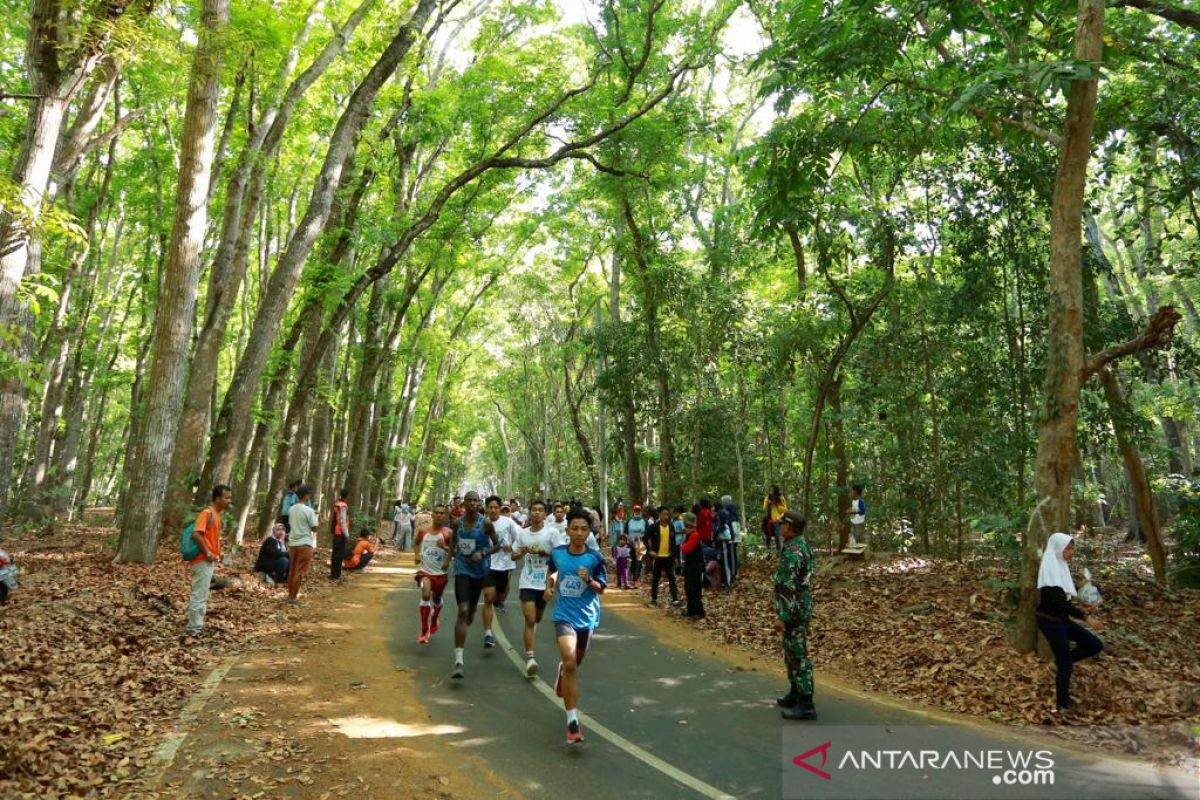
left=144, top=552, right=513, bottom=799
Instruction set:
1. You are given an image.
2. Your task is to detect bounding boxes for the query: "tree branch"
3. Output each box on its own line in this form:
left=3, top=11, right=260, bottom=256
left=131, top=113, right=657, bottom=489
left=1112, top=0, right=1200, bottom=32
left=1081, top=305, right=1182, bottom=380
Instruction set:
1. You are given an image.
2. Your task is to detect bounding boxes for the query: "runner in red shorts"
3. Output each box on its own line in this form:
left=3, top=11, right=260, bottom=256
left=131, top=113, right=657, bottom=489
left=414, top=503, right=452, bottom=644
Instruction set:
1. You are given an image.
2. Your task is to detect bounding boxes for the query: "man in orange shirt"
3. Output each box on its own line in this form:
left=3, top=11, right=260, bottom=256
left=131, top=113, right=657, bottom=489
left=343, top=530, right=376, bottom=571
left=187, top=484, right=232, bottom=635
left=330, top=487, right=351, bottom=582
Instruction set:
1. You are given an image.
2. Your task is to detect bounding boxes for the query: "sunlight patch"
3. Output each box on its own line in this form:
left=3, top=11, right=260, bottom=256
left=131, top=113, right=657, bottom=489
left=327, top=716, right=465, bottom=739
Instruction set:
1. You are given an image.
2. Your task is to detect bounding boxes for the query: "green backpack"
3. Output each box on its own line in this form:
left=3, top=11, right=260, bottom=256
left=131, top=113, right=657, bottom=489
left=180, top=519, right=202, bottom=561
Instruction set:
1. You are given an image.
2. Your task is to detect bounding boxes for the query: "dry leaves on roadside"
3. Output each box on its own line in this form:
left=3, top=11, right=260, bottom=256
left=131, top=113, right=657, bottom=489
left=0, top=525, right=337, bottom=799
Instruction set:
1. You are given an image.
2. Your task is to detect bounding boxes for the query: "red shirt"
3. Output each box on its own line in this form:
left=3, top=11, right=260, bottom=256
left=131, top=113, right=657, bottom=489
left=697, top=507, right=714, bottom=543
left=681, top=529, right=701, bottom=556
left=333, top=500, right=350, bottom=536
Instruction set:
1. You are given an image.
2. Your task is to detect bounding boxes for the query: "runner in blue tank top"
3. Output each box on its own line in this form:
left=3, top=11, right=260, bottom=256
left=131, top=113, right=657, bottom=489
left=545, top=508, right=607, bottom=744
left=448, top=490, right=499, bottom=679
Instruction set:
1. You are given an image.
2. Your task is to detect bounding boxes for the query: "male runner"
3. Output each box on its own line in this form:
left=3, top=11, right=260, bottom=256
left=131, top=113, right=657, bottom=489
left=512, top=498, right=558, bottom=676
left=546, top=509, right=607, bottom=744
left=414, top=503, right=452, bottom=644
left=482, top=495, right=519, bottom=645
left=548, top=502, right=567, bottom=535
left=449, top=491, right=499, bottom=678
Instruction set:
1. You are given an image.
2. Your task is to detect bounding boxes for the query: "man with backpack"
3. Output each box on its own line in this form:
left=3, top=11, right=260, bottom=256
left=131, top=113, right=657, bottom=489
left=184, top=484, right=232, bottom=636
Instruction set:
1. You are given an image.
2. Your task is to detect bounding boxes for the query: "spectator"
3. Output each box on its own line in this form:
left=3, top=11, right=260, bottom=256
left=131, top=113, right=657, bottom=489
left=849, top=483, right=867, bottom=547
left=1037, top=532, right=1104, bottom=710
left=255, top=523, right=290, bottom=586
left=286, top=485, right=319, bottom=604
left=343, top=530, right=376, bottom=571
left=701, top=542, right=722, bottom=591
left=614, top=534, right=632, bottom=589
left=280, top=479, right=301, bottom=533
left=393, top=500, right=414, bottom=550
left=186, top=484, right=232, bottom=635
left=330, top=487, right=351, bottom=582
left=763, top=485, right=787, bottom=554
left=776, top=510, right=817, bottom=720
left=697, top=497, right=714, bottom=544
left=718, top=494, right=740, bottom=586
left=680, top=513, right=705, bottom=619
left=625, top=504, right=649, bottom=586
left=646, top=507, right=680, bottom=607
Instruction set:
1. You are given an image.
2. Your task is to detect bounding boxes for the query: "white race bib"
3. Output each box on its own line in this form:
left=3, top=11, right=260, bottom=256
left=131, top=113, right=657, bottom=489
left=559, top=575, right=586, bottom=598
left=457, top=539, right=475, bottom=555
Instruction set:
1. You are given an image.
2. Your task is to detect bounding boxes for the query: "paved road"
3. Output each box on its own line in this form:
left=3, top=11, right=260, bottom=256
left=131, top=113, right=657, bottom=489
left=382, top=569, right=1195, bottom=800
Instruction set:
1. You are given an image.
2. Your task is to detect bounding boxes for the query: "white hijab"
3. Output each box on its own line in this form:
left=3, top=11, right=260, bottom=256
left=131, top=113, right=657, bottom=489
left=1037, top=532, right=1077, bottom=597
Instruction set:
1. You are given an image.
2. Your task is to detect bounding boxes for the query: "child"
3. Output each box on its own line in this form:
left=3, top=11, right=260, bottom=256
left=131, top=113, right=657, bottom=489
left=614, top=534, right=632, bottom=589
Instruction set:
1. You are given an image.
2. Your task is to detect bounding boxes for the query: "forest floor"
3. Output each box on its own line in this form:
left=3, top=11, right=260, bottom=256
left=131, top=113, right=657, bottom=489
left=670, top=528, right=1200, bottom=770
left=1, top=523, right=1197, bottom=798
left=0, top=524, right=502, bottom=799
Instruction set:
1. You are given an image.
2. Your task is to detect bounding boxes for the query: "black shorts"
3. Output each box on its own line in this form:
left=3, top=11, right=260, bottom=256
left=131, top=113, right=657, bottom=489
left=553, top=622, right=593, bottom=653
left=519, top=587, right=547, bottom=610
left=484, top=569, right=511, bottom=593
left=454, top=574, right=485, bottom=610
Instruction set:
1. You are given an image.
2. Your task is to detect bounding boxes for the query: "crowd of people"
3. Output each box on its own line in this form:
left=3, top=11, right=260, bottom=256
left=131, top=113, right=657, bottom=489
left=180, top=475, right=1104, bottom=740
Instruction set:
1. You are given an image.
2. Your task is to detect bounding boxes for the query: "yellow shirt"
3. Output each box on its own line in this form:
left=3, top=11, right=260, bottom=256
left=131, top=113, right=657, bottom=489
left=657, top=524, right=671, bottom=557
left=765, top=496, right=788, bottom=522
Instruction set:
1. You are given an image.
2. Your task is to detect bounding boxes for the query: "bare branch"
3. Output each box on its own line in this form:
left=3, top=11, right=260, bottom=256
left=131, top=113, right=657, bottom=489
left=1082, top=305, right=1182, bottom=380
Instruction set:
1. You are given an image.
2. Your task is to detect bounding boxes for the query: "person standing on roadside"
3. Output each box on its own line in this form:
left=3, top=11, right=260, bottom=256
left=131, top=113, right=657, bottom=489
left=775, top=510, right=817, bottom=720
left=330, top=487, right=351, bottom=582
left=286, top=485, right=319, bottom=604
left=680, top=513, right=705, bottom=619
left=185, top=484, right=232, bottom=635
left=646, top=506, right=680, bottom=608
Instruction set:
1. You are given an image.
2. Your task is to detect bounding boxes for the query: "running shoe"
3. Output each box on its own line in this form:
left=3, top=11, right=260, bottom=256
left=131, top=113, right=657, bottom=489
left=417, top=633, right=429, bottom=645
left=429, top=621, right=440, bottom=635
left=496, top=602, right=507, bottom=614
left=483, top=632, right=496, bottom=649
left=566, top=720, right=584, bottom=744
left=554, top=663, right=564, bottom=697
left=525, top=658, right=539, bottom=678
left=451, top=662, right=465, bottom=679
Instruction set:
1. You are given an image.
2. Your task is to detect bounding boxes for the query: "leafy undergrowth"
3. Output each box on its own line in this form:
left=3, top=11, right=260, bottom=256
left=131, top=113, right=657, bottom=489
left=673, top=536, right=1200, bottom=769
left=0, top=525, right=337, bottom=799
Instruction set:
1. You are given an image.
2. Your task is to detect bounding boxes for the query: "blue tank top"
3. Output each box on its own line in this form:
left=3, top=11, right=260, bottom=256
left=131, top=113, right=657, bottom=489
left=453, top=515, right=491, bottom=578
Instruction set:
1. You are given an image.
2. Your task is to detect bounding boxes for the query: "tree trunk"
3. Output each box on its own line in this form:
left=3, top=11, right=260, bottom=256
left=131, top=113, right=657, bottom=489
left=115, top=0, right=231, bottom=563
left=201, top=0, right=436, bottom=492
left=346, top=279, right=387, bottom=507
left=1014, top=0, right=1105, bottom=652
left=830, top=376, right=850, bottom=550
left=1098, top=366, right=1166, bottom=582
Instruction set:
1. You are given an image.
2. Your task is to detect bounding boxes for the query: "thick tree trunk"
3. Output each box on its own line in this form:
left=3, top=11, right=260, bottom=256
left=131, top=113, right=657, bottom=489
left=115, top=0, right=231, bottom=563
left=346, top=279, right=387, bottom=506
left=830, top=376, right=850, bottom=550
left=201, top=0, right=436, bottom=492
left=1014, top=0, right=1105, bottom=652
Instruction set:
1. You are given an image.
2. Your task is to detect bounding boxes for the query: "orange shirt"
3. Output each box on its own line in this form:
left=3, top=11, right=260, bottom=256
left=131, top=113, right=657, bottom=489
left=188, top=507, right=222, bottom=566
left=343, top=538, right=375, bottom=569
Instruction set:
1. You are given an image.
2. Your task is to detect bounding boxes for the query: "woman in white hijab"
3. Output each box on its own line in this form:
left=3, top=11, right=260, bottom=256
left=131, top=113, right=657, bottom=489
left=1036, top=532, right=1103, bottom=710
left=255, top=523, right=290, bottom=586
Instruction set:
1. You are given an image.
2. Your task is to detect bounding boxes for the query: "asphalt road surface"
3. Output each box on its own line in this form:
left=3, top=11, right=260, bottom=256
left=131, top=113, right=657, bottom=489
left=383, top=568, right=1196, bottom=800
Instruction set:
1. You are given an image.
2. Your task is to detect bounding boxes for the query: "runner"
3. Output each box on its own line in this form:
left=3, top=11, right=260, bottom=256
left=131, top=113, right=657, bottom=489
left=512, top=498, right=558, bottom=677
left=482, top=495, right=519, bottom=646
left=548, top=502, right=567, bottom=536
left=449, top=491, right=499, bottom=679
left=545, top=508, right=608, bottom=744
left=414, top=503, right=452, bottom=644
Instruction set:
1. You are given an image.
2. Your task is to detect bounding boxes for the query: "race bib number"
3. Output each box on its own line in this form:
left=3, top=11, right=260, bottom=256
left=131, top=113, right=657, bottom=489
left=457, top=538, right=476, bottom=556
left=526, top=555, right=548, bottom=585
left=559, top=575, right=586, bottom=598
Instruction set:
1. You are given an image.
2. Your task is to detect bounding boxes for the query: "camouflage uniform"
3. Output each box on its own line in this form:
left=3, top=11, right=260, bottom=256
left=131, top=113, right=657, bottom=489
left=774, top=535, right=815, bottom=696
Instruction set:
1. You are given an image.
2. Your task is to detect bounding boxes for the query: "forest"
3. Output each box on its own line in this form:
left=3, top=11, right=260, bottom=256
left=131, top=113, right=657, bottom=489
left=4, top=0, right=1198, bottom=618
left=2, top=0, right=1200, bottom=796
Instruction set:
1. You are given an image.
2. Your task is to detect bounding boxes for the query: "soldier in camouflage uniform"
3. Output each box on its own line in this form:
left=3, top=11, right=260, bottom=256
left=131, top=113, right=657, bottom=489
left=774, top=509, right=817, bottom=720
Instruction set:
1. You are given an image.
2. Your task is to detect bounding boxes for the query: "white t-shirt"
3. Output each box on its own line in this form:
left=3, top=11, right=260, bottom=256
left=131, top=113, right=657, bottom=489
left=513, top=527, right=558, bottom=590
left=554, top=527, right=600, bottom=553
left=547, top=517, right=566, bottom=535
left=417, top=528, right=450, bottom=576
left=489, top=515, right=520, bottom=571
left=851, top=498, right=866, bottom=525
left=287, top=502, right=319, bottom=548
